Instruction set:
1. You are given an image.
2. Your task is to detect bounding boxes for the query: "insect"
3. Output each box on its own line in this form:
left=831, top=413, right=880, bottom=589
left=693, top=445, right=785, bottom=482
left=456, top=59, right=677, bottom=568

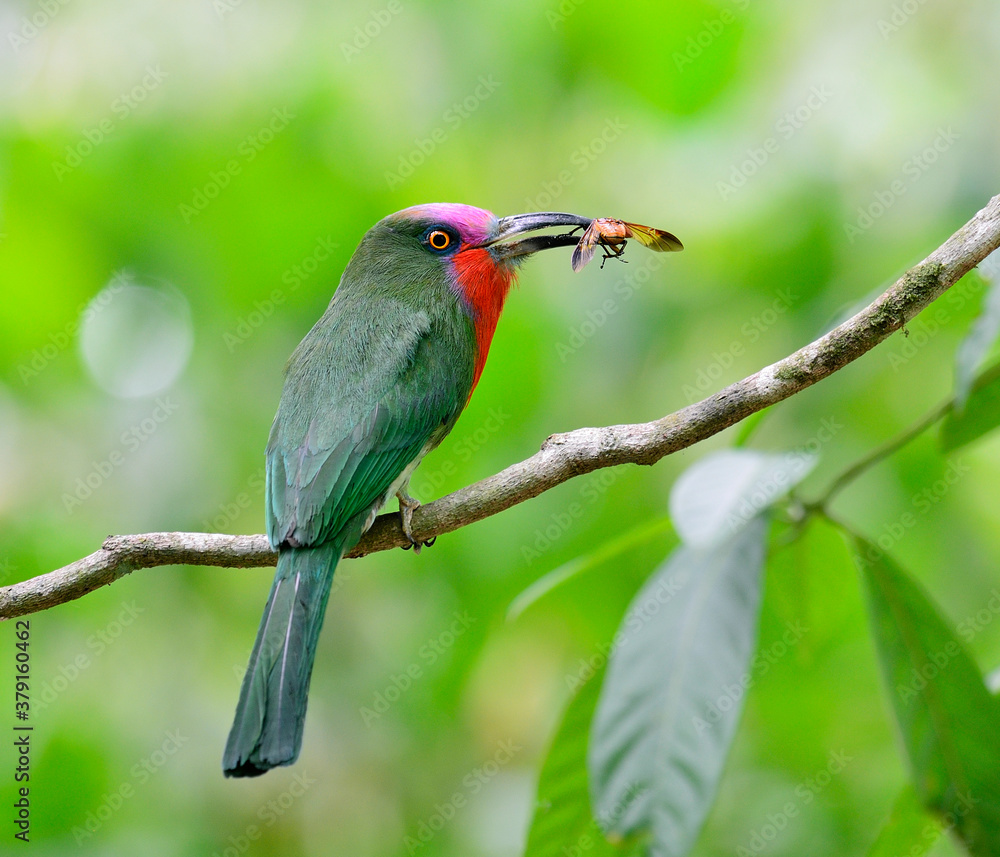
left=571, top=218, right=684, bottom=272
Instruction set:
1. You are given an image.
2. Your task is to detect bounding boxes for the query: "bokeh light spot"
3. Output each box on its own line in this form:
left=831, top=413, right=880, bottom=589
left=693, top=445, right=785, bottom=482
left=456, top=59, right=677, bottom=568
left=78, top=274, right=193, bottom=399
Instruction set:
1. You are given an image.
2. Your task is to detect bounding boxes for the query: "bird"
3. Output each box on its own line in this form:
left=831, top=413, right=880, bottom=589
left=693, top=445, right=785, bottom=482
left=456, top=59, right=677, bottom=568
left=223, top=203, right=598, bottom=777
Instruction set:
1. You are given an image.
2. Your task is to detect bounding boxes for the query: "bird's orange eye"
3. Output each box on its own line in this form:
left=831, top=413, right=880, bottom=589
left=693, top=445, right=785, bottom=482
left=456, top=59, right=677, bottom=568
left=427, top=230, right=452, bottom=251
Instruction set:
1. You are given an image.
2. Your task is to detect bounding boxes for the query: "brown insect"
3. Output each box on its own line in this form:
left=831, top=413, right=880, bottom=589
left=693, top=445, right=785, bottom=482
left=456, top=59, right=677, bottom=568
left=571, top=218, right=683, bottom=272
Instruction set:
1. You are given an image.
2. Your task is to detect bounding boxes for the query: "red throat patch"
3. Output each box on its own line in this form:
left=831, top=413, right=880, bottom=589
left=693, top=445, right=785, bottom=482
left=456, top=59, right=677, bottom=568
left=451, top=247, right=516, bottom=395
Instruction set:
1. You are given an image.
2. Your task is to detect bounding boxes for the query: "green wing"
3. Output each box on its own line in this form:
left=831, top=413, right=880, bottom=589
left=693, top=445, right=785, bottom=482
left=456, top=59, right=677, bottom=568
left=265, top=298, right=474, bottom=549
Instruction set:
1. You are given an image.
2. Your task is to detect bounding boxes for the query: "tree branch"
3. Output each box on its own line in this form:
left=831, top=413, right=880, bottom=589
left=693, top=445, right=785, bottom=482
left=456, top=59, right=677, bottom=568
left=3, top=193, right=999, bottom=620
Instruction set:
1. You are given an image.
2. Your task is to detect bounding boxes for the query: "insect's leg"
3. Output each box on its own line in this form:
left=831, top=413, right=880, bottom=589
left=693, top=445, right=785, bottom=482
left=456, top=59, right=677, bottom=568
left=598, top=242, right=615, bottom=269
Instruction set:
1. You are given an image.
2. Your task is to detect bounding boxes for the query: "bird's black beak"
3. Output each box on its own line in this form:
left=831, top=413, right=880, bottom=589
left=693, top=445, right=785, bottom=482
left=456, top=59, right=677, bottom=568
left=483, top=212, right=594, bottom=260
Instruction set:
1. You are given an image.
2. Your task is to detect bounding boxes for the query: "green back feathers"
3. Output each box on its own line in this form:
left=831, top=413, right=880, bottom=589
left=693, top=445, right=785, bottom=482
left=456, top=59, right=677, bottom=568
left=265, top=217, right=478, bottom=550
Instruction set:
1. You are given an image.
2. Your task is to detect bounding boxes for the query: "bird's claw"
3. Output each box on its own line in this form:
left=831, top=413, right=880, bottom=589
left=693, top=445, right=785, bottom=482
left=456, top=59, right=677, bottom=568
left=396, top=488, right=436, bottom=554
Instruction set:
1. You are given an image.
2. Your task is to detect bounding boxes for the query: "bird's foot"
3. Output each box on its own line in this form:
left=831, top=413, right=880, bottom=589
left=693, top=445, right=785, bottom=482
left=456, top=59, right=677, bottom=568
left=396, top=489, right=436, bottom=553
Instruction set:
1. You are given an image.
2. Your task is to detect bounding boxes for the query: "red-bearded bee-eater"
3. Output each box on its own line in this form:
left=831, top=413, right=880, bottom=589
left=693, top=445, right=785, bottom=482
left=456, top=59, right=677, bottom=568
left=223, top=204, right=607, bottom=777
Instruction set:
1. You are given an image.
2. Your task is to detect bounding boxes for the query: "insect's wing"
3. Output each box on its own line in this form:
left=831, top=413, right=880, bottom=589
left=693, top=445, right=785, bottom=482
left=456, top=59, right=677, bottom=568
left=624, top=222, right=684, bottom=252
left=571, top=223, right=601, bottom=272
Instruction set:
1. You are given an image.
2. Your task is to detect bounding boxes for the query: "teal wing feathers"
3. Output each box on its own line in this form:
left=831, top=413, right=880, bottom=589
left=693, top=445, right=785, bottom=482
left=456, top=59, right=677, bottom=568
left=265, top=297, right=474, bottom=549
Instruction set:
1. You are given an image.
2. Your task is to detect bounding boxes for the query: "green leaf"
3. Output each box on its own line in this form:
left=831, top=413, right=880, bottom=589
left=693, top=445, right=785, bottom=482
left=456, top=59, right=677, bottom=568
left=955, top=257, right=1000, bottom=408
left=940, top=362, right=1000, bottom=451
left=507, top=516, right=674, bottom=621
left=865, top=786, right=941, bottom=857
left=731, top=407, right=771, bottom=448
left=524, top=661, right=618, bottom=857
left=588, top=516, right=767, bottom=856
left=670, top=449, right=815, bottom=547
left=855, top=538, right=1000, bottom=855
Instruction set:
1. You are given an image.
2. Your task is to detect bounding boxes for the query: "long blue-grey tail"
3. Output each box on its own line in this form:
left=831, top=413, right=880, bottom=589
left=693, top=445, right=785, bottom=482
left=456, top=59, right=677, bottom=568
left=223, top=541, right=342, bottom=777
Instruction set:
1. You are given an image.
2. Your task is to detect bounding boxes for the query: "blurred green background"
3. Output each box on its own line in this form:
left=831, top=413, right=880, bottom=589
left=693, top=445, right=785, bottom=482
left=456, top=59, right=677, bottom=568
left=2, top=0, right=1000, bottom=854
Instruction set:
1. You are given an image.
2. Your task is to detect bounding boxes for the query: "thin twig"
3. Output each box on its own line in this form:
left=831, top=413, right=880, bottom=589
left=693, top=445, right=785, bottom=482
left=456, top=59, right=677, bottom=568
left=812, top=357, right=1000, bottom=509
left=2, top=192, right=1000, bottom=621
left=812, top=396, right=954, bottom=509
